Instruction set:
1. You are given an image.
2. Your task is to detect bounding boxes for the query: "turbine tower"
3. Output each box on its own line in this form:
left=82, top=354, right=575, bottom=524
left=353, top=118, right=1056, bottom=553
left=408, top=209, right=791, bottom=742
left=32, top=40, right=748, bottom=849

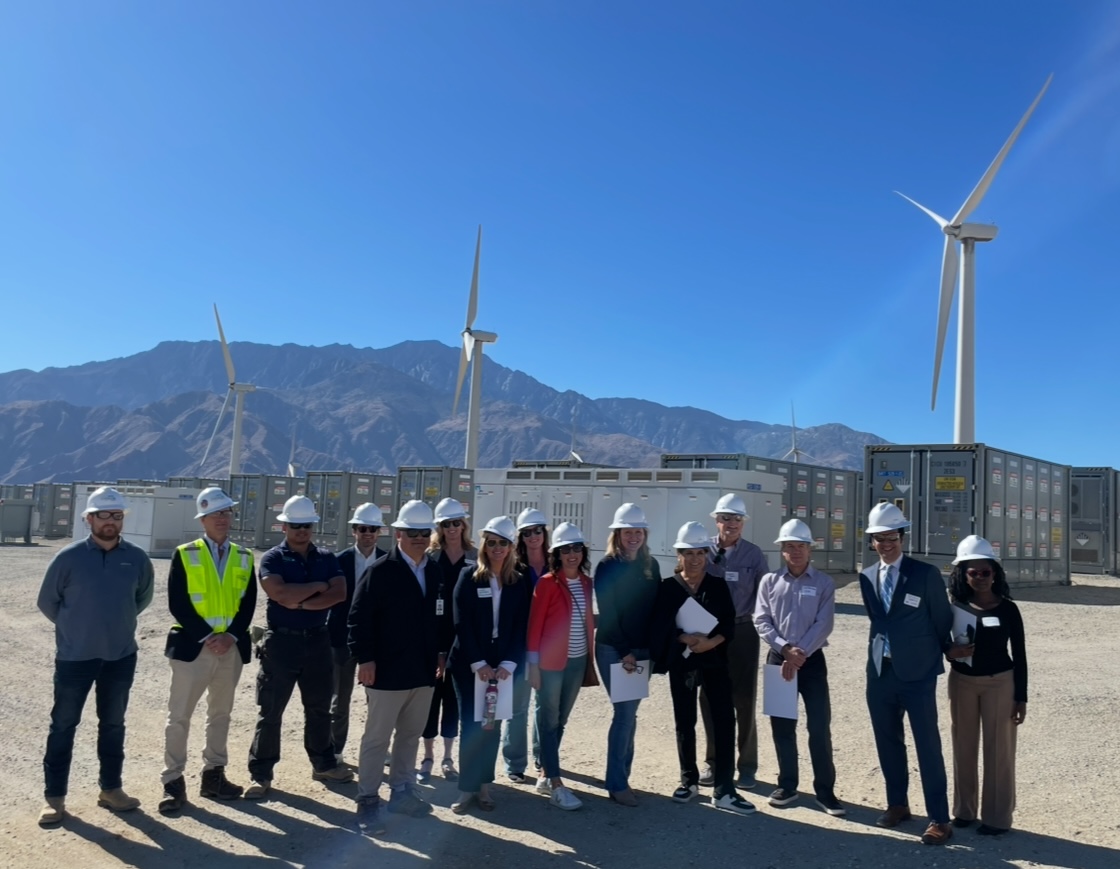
left=199, top=304, right=256, bottom=476
left=897, top=74, right=1051, bottom=444
left=782, top=402, right=816, bottom=464
left=452, top=226, right=498, bottom=469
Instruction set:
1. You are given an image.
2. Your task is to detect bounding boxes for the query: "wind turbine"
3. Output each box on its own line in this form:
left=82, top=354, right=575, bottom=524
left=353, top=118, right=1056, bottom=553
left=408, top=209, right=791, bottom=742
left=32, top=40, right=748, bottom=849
left=452, top=226, right=498, bottom=469
left=569, top=404, right=584, bottom=466
left=782, top=402, right=816, bottom=464
left=199, top=304, right=256, bottom=476
left=898, top=74, right=1052, bottom=444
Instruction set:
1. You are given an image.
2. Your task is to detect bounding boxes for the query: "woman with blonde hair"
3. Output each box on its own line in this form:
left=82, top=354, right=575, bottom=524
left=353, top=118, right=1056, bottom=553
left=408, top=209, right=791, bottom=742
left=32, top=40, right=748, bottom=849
left=447, top=516, right=530, bottom=814
left=593, top=503, right=661, bottom=807
left=418, top=498, right=477, bottom=783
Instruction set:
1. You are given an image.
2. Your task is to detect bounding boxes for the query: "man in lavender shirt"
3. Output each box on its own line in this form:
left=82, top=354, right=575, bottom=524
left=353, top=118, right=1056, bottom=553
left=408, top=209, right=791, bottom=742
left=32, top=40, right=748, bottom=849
left=753, top=519, right=844, bottom=817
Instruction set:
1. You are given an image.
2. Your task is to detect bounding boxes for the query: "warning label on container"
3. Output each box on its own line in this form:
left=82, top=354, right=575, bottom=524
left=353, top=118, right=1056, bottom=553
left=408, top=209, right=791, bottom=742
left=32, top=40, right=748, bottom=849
left=834, top=484, right=845, bottom=497
left=883, top=481, right=894, bottom=492
left=1052, top=509, right=1062, bottom=523
left=796, top=505, right=807, bottom=518
left=935, top=477, right=966, bottom=491
left=1039, top=544, right=1049, bottom=558
left=1024, top=543, right=1034, bottom=557
left=816, top=482, right=826, bottom=495
left=815, top=506, right=826, bottom=519
left=1026, top=476, right=1034, bottom=491
left=831, top=522, right=845, bottom=540
left=991, top=541, right=1001, bottom=557
left=1024, top=506, right=1035, bottom=520
left=1075, top=532, right=1090, bottom=546
left=1010, top=474, right=1019, bottom=488
left=796, top=481, right=808, bottom=493
left=1039, top=508, right=1049, bottom=522
left=833, top=508, right=844, bottom=521
left=1008, top=504, right=1019, bottom=519
left=990, top=502, right=1002, bottom=517
left=1008, top=542, right=1018, bottom=557
left=1051, top=527, right=1063, bottom=545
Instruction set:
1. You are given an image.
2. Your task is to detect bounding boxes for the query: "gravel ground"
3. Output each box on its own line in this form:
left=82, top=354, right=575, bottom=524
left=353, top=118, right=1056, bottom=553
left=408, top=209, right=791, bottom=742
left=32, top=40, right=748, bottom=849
left=0, top=540, right=1118, bottom=869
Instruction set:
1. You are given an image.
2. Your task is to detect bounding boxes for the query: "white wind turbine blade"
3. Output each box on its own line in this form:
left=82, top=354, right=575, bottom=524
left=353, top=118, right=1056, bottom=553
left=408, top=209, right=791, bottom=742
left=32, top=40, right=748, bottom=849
left=199, top=387, right=233, bottom=471
left=452, top=337, right=471, bottom=415
left=951, top=74, right=1053, bottom=225
left=895, top=192, right=949, bottom=229
left=465, top=225, right=482, bottom=331
left=931, top=236, right=960, bottom=410
left=213, top=304, right=236, bottom=385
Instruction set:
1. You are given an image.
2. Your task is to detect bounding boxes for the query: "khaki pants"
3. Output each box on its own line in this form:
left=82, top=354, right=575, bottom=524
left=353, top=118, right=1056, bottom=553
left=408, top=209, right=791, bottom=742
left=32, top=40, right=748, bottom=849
left=162, top=646, right=244, bottom=785
left=357, top=686, right=434, bottom=801
left=948, top=668, right=1018, bottom=829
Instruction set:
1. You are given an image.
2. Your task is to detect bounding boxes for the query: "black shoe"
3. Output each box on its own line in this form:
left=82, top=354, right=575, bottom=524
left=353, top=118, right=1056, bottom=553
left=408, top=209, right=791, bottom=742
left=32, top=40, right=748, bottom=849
left=698, top=765, right=715, bottom=787
left=952, top=817, right=975, bottom=828
left=158, top=776, right=187, bottom=815
left=768, top=787, right=799, bottom=808
left=200, top=767, right=244, bottom=800
left=672, top=784, right=699, bottom=803
left=814, top=794, right=847, bottom=817
left=357, top=800, right=386, bottom=836
left=387, top=788, right=432, bottom=817
left=737, top=772, right=757, bottom=790
left=977, top=824, right=1009, bottom=836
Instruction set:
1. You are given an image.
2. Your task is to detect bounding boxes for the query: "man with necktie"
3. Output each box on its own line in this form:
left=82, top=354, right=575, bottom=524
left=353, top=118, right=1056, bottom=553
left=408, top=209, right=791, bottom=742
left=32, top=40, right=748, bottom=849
left=859, top=503, right=953, bottom=846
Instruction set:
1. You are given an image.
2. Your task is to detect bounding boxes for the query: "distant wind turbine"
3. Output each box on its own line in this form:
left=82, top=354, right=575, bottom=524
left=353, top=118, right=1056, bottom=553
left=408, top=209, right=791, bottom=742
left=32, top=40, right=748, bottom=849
left=569, top=404, right=583, bottom=466
left=199, top=304, right=256, bottom=476
left=897, top=74, right=1052, bottom=444
left=452, top=226, right=498, bottom=469
left=782, top=403, right=817, bottom=464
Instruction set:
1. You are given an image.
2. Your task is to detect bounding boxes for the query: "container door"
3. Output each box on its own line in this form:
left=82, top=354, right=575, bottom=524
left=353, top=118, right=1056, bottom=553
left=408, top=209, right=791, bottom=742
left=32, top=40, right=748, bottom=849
left=983, top=450, right=1010, bottom=578
left=925, top=450, right=976, bottom=559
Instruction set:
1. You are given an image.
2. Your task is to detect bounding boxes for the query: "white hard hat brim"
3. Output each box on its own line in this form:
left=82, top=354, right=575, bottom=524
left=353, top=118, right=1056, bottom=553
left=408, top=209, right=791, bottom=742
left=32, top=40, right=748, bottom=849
left=775, top=535, right=813, bottom=544
left=608, top=521, right=649, bottom=529
left=866, top=522, right=911, bottom=534
left=278, top=512, right=320, bottom=523
left=195, top=499, right=238, bottom=519
left=710, top=510, right=748, bottom=519
left=391, top=520, right=435, bottom=530
left=952, top=552, right=1001, bottom=564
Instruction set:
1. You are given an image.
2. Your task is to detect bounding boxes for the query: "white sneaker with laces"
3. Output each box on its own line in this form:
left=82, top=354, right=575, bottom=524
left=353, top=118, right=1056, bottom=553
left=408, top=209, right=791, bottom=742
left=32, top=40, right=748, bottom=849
left=550, top=785, right=582, bottom=811
left=535, top=778, right=553, bottom=796
left=712, top=792, right=756, bottom=815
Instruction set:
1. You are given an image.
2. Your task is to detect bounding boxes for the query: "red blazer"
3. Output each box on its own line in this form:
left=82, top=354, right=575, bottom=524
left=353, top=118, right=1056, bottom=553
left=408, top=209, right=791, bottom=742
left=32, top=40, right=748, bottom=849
left=526, top=571, right=595, bottom=672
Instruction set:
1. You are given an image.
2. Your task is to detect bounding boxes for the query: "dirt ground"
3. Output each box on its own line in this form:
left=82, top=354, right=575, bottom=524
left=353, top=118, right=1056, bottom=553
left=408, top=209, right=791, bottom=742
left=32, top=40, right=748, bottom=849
left=0, top=540, right=1118, bottom=869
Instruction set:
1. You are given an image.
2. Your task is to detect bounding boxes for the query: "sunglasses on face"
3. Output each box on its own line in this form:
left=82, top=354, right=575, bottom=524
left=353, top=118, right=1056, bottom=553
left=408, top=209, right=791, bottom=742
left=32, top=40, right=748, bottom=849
left=403, top=528, right=430, bottom=539
left=556, top=544, right=584, bottom=555
left=92, top=511, right=125, bottom=521
left=440, top=519, right=463, bottom=529
left=485, top=538, right=512, bottom=549
left=872, top=534, right=901, bottom=544
left=209, top=509, right=233, bottom=517
left=521, top=526, right=545, bottom=537
left=288, top=523, right=313, bottom=530
left=716, top=514, right=743, bottom=523
left=355, top=525, right=381, bottom=534
left=966, top=568, right=993, bottom=578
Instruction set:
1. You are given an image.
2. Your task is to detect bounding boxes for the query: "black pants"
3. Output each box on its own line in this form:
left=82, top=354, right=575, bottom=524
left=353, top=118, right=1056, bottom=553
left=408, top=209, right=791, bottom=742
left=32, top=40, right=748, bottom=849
left=423, top=671, right=459, bottom=741
left=670, top=664, right=735, bottom=797
left=767, top=649, right=836, bottom=798
left=451, top=668, right=501, bottom=792
left=330, top=645, right=356, bottom=755
left=249, top=629, right=336, bottom=779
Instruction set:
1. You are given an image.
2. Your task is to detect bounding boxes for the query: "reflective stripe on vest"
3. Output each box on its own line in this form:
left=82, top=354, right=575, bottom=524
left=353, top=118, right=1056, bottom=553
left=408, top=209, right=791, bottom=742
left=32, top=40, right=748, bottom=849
left=174, top=539, right=253, bottom=633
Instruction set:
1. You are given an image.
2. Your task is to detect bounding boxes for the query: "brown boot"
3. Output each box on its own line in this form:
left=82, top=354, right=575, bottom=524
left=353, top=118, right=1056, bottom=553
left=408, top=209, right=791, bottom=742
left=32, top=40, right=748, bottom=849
left=38, top=797, right=65, bottom=827
left=200, top=766, right=244, bottom=800
left=158, top=776, right=187, bottom=814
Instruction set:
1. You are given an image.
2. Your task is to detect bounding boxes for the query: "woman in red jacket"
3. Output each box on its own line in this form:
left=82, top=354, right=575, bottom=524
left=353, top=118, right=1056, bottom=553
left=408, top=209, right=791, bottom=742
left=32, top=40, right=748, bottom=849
left=527, top=522, right=597, bottom=811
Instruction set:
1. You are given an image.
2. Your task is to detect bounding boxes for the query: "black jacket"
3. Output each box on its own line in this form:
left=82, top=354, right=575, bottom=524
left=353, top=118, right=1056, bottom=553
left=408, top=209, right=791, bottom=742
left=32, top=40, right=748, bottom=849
left=651, top=572, right=736, bottom=674
left=447, top=565, right=531, bottom=677
left=329, top=545, right=386, bottom=649
left=431, top=549, right=475, bottom=658
left=347, top=547, right=445, bottom=691
left=164, top=543, right=258, bottom=665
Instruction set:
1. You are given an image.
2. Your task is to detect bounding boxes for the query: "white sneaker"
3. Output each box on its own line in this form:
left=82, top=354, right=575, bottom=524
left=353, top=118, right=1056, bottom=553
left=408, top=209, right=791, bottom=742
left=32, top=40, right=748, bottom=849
left=550, top=785, right=582, bottom=811
left=535, top=778, right=553, bottom=796
left=712, top=791, right=756, bottom=815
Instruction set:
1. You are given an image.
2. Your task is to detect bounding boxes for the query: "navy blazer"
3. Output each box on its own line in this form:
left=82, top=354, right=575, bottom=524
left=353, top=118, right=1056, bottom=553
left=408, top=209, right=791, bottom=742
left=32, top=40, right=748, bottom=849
left=859, top=554, right=953, bottom=682
left=328, top=545, right=385, bottom=649
left=447, top=565, right=531, bottom=677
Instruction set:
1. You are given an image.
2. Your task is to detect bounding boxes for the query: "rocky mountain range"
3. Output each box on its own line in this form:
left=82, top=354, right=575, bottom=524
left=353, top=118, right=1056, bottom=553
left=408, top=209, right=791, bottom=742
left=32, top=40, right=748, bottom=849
left=0, top=340, right=887, bottom=482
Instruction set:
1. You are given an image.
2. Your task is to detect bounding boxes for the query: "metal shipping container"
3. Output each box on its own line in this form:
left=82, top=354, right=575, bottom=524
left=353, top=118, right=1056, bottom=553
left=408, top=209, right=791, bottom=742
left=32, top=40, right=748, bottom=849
left=305, top=471, right=397, bottom=552
left=32, top=483, right=73, bottom=538
left=70, top=484, right=201, bottom=556
left=168, top=476, right=228, bottom=490
left=864, top=444, right=1071, bottom=587
left=1070, top=467, right=1120, bottom=575
left=228, top=474, right=307, bottom=550
left=661, top=453, right=861, bottom=573
left=0, top=499, right=34, bottom=544
left=397, top=467, right=475, bottom=519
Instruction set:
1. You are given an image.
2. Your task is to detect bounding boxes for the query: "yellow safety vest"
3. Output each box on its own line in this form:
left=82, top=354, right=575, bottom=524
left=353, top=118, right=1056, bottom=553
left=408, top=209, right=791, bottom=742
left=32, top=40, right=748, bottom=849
left=176, top=539, right=254, bottom=633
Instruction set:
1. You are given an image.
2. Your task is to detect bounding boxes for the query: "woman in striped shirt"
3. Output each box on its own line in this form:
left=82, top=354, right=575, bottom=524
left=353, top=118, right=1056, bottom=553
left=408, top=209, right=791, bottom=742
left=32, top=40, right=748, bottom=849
left=526, top=522, right=597, bottom=811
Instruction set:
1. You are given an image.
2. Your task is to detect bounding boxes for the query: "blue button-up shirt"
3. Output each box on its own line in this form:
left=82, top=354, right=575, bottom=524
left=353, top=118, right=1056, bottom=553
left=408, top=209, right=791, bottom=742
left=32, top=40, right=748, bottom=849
left=259, top=541, right=343, bottom=629
left=752, top=564, right=835, bottom=657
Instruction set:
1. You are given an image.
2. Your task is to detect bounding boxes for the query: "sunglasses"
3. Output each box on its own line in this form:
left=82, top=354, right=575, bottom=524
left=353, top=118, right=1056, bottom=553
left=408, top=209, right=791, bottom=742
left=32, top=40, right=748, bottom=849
left=403, top=528, right=431, bottom=539
left=209, top=509, right=233, bottom=517
left=872, top=534, right=901, bottom=544
left=521, top=526, right=545, bottom=537
left=288, top=523, right=313, bottom=530
left=92, top=511, right=125, bottom=521
left=440, top=519, right=463, bottom=529
left=716, top=514, right=743, bottom=522
left=485, top=538, right=512, bottom=549
left=713, top=547, right=725, bottom=565
left=966, top=568, right=993, bottom=578
left=355, top=525, right=381, bottom=534
left=556, top=544, right=584, bottom=555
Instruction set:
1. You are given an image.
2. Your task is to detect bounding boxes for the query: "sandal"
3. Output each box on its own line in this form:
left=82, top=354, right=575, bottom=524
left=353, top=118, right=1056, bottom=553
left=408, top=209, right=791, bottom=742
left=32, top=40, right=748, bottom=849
left=417, top=757, right=434, bottom=783
left=441, top=758, right=459, bottom=781
left=450, top=792, right=476, bottom=815
left=477, top=789, right=495, bottom=811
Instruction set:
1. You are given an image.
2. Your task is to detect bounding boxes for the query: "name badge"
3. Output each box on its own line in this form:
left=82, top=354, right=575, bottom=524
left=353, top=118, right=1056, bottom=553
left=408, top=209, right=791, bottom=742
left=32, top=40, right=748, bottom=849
left=981, top=616, right=1000, bottom=628
left=436, top=599, right=445, bottom=616
left=800, top=585, right=818, bottom=597
left=903, top=593, right=921, bottom=608
left=477, top=587, right=494, bottom=599
left=724, top=570, right=739, bottom=582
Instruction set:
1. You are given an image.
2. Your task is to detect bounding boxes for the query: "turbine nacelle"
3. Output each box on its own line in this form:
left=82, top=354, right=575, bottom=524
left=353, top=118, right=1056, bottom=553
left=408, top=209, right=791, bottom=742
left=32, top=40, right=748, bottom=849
left=947, top=223, right=999, bottom=242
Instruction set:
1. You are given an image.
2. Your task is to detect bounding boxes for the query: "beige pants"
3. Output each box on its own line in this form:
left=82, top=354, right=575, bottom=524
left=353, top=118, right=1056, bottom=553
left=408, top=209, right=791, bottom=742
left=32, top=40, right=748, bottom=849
left=162, top=646, right=244, bottom=785
left=357, top=686, right=434, bottom=801
left=948, top=668, right=1018, bottom=829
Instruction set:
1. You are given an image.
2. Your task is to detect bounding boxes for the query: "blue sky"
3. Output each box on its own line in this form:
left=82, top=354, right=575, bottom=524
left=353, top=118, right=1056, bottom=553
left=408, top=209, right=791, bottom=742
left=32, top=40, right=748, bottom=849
left=2, top=2, right=1118, bottom=467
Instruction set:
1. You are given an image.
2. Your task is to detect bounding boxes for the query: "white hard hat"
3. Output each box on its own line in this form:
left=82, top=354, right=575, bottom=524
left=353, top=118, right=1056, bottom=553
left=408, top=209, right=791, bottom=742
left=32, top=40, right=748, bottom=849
left=516, top=507, right=548, bottom=530
left=276, top=495, right=320, bottom=524
left=348, top=502, right=384, bottom=527
left=775, top=519, right=813, bottom=544
left=549, top=522, right=585, bottom=550
left=195, top=486, right=237, bottom=519
left=609, top=502, right=649, bottom=529
left=711, top=493, right=748, bottom=519
left=83, top=486, right=128, bottom=516
left=434, top=497, right=469, bottom=522
left=866, top=502, right=911, bottom=534
left=393, top=499, right=436, bottom=530
left=674, top=521, right=713, bottom=550
left=481, top=516, right=517, bottom=543
left=953, top=535, right=1000, bottom=564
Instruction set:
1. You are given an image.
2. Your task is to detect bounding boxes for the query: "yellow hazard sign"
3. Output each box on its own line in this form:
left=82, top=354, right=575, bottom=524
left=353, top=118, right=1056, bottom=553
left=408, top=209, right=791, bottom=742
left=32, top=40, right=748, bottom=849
left=883, top=481, right=894, bottom=492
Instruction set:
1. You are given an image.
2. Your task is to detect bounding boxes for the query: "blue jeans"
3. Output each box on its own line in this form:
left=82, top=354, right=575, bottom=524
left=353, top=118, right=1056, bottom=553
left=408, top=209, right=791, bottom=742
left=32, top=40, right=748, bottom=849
left=535, top=656, right=585, bottom=780
left=451, top=670, right=501, bottom=792
left=595, top=645, right=641, bottom=792
left=502, top=669, right=539, bottom=774
left=43, top=653, right=137, bottom=798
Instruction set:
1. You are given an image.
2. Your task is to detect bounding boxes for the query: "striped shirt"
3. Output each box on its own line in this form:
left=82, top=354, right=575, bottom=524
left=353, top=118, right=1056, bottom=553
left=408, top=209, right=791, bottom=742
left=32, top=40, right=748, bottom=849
left=567, top=578, right=588, bottom=658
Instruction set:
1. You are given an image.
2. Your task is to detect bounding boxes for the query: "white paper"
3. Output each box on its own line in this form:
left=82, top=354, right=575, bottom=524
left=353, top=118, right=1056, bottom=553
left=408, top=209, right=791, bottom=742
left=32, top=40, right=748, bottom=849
left=609, top=661, right=651, bottom=703
left=473, top=674, right=515, bottom=723
left=952, top=605, right=978, bottom=667
left=676, top=597, right=720, bottom=659
left=763, top=664, right=798, bottom=720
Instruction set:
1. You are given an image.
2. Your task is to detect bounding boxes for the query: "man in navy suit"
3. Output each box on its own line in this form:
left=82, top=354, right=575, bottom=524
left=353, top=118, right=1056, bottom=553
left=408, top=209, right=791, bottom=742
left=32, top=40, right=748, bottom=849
left=859, top=502, right=953, bottom=846
left=327, top=503, right=387, bottom=763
